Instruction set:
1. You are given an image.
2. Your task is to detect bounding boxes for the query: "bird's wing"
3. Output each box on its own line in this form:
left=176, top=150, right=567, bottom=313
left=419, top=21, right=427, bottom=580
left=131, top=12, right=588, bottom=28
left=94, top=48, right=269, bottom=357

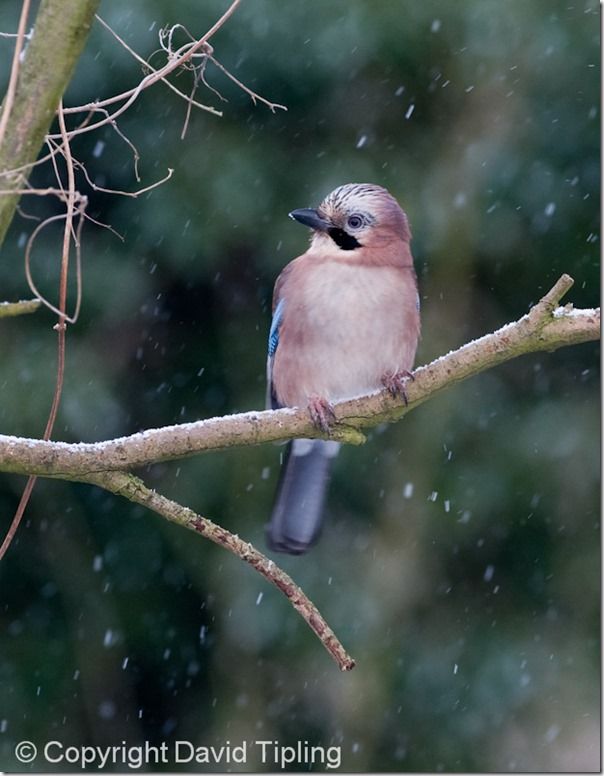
left=266, top=296, right=285, bottom=410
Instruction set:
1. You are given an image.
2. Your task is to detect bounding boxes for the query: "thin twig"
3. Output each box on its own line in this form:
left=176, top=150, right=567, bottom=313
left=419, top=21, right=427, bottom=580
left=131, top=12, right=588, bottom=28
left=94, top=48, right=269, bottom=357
left=15, top=204, right=41, bottom=221
left=0, top=101, right=125, bottom=182
left=0, top=30, right=31, bottom=39
left=24, top=212, right=82, bottom=322
left=45, top=135, right=170, bottom=198
left=0, top=102, right=76, bottom=562
left=155, top=22, right=223, bottom=139
left=208, top=55, right=287, bottom=113
left=49, top=116, right=141, bottom=184
left=8, top=170, right=158, bottom=321
left=74, top=161, right=174, bottom=198
left=0, top=148, right=59, bottom=181
left=80, top=212, right=124, bottom=241
left=0, top=478, right=36, bottom=561
left=0, top=0, right=32, bottom=148
left=0, top=98, right=142, bottom=183
left=52, top=0, right=244, bottom=140
left=0, top=0, right=281, bottom=189
left=528, top=273, right=574, bottom=317
left=0, top=298, right=41, bottom=318
left=46, top=137, right=78, bottom=245
left=94, top=14, right=222, bottom=119
left=0, top=187, right=82, bottom=198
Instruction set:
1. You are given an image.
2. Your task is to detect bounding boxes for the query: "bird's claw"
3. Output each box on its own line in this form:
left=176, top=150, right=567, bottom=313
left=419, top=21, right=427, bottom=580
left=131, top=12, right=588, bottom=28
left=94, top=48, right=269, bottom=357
left=381, top=370, right=414, bottom=405
left=308, top=395, right=336, bottom=433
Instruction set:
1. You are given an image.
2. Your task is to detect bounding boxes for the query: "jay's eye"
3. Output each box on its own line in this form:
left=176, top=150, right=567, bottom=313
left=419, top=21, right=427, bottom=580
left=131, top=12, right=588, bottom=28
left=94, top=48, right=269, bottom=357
left=346, top=214, right=364, bottom=230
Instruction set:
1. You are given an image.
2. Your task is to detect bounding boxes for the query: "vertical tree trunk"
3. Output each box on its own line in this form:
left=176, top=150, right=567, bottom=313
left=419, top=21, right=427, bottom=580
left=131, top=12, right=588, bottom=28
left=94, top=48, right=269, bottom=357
left=0, top=0, right=100, bottom=247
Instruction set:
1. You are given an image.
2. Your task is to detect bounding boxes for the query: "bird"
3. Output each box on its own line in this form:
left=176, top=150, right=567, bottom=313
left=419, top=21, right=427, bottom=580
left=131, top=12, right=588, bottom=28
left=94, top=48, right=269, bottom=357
left=266, top=183, right=420, bottom=554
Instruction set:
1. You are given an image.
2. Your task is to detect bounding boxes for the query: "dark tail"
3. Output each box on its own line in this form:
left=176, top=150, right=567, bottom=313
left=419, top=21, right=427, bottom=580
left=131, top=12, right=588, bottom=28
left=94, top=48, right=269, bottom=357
left=267, top=439, right=340, bottom=555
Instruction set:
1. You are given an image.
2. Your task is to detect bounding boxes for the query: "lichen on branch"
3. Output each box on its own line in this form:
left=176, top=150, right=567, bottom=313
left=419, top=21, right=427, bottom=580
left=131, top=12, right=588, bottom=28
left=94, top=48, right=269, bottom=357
left=0, top=275, right=598, bottom=478
left=0, top=275, right=598, bottom=670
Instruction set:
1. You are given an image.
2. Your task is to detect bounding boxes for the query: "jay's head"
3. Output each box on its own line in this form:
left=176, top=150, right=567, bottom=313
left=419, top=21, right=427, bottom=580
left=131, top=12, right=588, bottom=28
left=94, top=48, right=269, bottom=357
left=289, top=183, right=410, bottom=252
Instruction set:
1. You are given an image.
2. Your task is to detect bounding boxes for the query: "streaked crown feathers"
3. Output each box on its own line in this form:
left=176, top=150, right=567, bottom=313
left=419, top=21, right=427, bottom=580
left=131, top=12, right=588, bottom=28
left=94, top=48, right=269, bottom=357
left=319, top=183, right=411, bottom=241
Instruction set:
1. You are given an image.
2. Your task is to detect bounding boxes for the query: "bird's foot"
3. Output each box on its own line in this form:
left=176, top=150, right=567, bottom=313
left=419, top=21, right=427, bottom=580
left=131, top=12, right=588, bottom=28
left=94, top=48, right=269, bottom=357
left=381, top=369, right=415, bottom=405
left=307, top=395, right=336, bottom=433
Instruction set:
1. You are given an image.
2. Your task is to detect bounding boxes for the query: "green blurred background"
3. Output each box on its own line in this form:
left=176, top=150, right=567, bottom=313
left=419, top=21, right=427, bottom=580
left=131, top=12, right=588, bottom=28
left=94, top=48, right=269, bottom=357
left=0, top=0, right=600, bottom=771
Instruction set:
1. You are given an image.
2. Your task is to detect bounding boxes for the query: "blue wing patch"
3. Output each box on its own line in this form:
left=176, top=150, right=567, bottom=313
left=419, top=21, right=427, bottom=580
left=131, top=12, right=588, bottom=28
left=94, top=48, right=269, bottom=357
left=268, top=298, right=285, bottom=357
left=266, top=298, right=285, bottom=409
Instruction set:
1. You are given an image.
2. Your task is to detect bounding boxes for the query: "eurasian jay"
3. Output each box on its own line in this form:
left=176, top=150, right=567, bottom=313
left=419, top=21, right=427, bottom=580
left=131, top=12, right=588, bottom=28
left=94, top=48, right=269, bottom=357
left=266, top=183, right=420, bottom=554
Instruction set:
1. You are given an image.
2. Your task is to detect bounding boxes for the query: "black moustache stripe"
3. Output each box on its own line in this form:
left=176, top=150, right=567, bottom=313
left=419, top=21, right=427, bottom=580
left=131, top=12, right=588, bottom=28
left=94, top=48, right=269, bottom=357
left=328, top=228, right=361, bottom=250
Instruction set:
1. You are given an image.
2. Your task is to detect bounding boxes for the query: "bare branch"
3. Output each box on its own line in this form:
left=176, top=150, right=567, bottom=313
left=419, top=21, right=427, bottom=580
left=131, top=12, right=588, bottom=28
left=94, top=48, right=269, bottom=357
left=57, top=101, right=77, bottom=315
left=0, top=0, right=32, bottom=147
left=0, top=276, right=597, bottom=478
left=93, top=15, right=222, bottom=119
left=74, top=162, right=174, bottom=198
left=0, top=298, right=41, bottom=318
left=0, top=275, right=597, bottom=665
left=0, top=186, right=81, bottom=199
left=208, top=54, right=288, bottom=113
left=0, top=0, right=285, bottom=248
left=24, top=211, right=84, bottom=323
left=49, top=111, right=142, bottom=182
left=83, top=470, right=355, bottom=671
left=52, top=0, right=245, bottom=140
left=0, top=30, right=33, bottom=40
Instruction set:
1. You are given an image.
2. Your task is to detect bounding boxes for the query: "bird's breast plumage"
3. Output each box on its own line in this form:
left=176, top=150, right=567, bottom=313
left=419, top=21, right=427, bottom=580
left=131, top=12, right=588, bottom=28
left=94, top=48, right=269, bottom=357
left=272, top=251, right=419, bottom=407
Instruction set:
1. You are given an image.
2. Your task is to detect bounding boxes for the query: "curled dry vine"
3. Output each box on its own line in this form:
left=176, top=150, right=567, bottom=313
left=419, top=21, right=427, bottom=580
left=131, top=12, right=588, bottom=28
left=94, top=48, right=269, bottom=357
left=0, top=0, right=285, bottom=560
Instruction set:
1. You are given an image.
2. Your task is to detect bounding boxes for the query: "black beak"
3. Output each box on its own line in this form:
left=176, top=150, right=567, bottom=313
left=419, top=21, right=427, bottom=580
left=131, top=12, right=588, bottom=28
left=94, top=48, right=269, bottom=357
left=288, top=208, right=330, bottom=232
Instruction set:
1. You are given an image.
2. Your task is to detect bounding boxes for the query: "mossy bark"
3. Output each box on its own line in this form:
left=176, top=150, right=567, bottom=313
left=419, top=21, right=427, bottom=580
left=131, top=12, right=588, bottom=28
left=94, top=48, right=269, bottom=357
left=0, top=0, right=100, bottom=247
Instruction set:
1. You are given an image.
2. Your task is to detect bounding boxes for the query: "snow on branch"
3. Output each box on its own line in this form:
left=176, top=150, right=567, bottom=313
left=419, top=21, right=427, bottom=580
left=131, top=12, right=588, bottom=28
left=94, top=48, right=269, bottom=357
left=0, top=275, right=598, bottom=478
left=0, top=274, right=598, bottom=670
left=0, top=298, right=41, bottom=318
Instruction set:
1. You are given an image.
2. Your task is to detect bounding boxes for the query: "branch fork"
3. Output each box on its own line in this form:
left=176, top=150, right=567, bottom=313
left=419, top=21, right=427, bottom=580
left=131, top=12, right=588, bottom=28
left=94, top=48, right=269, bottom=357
left=0, top=274, right=599, bottom=669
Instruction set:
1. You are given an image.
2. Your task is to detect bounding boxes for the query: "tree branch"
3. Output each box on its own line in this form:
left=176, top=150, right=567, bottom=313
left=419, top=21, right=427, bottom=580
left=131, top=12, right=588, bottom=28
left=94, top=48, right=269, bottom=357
left=0, top=0, right=32, bottom=149
left=0, top=0, right=100, bottom=247
left=81, top=470, right=356, bottom=671
left=0, top=274, right=598, bottom=669
left=0, top=298, right=41, bottom=318
left=0, top=275, right=598, bottom=477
